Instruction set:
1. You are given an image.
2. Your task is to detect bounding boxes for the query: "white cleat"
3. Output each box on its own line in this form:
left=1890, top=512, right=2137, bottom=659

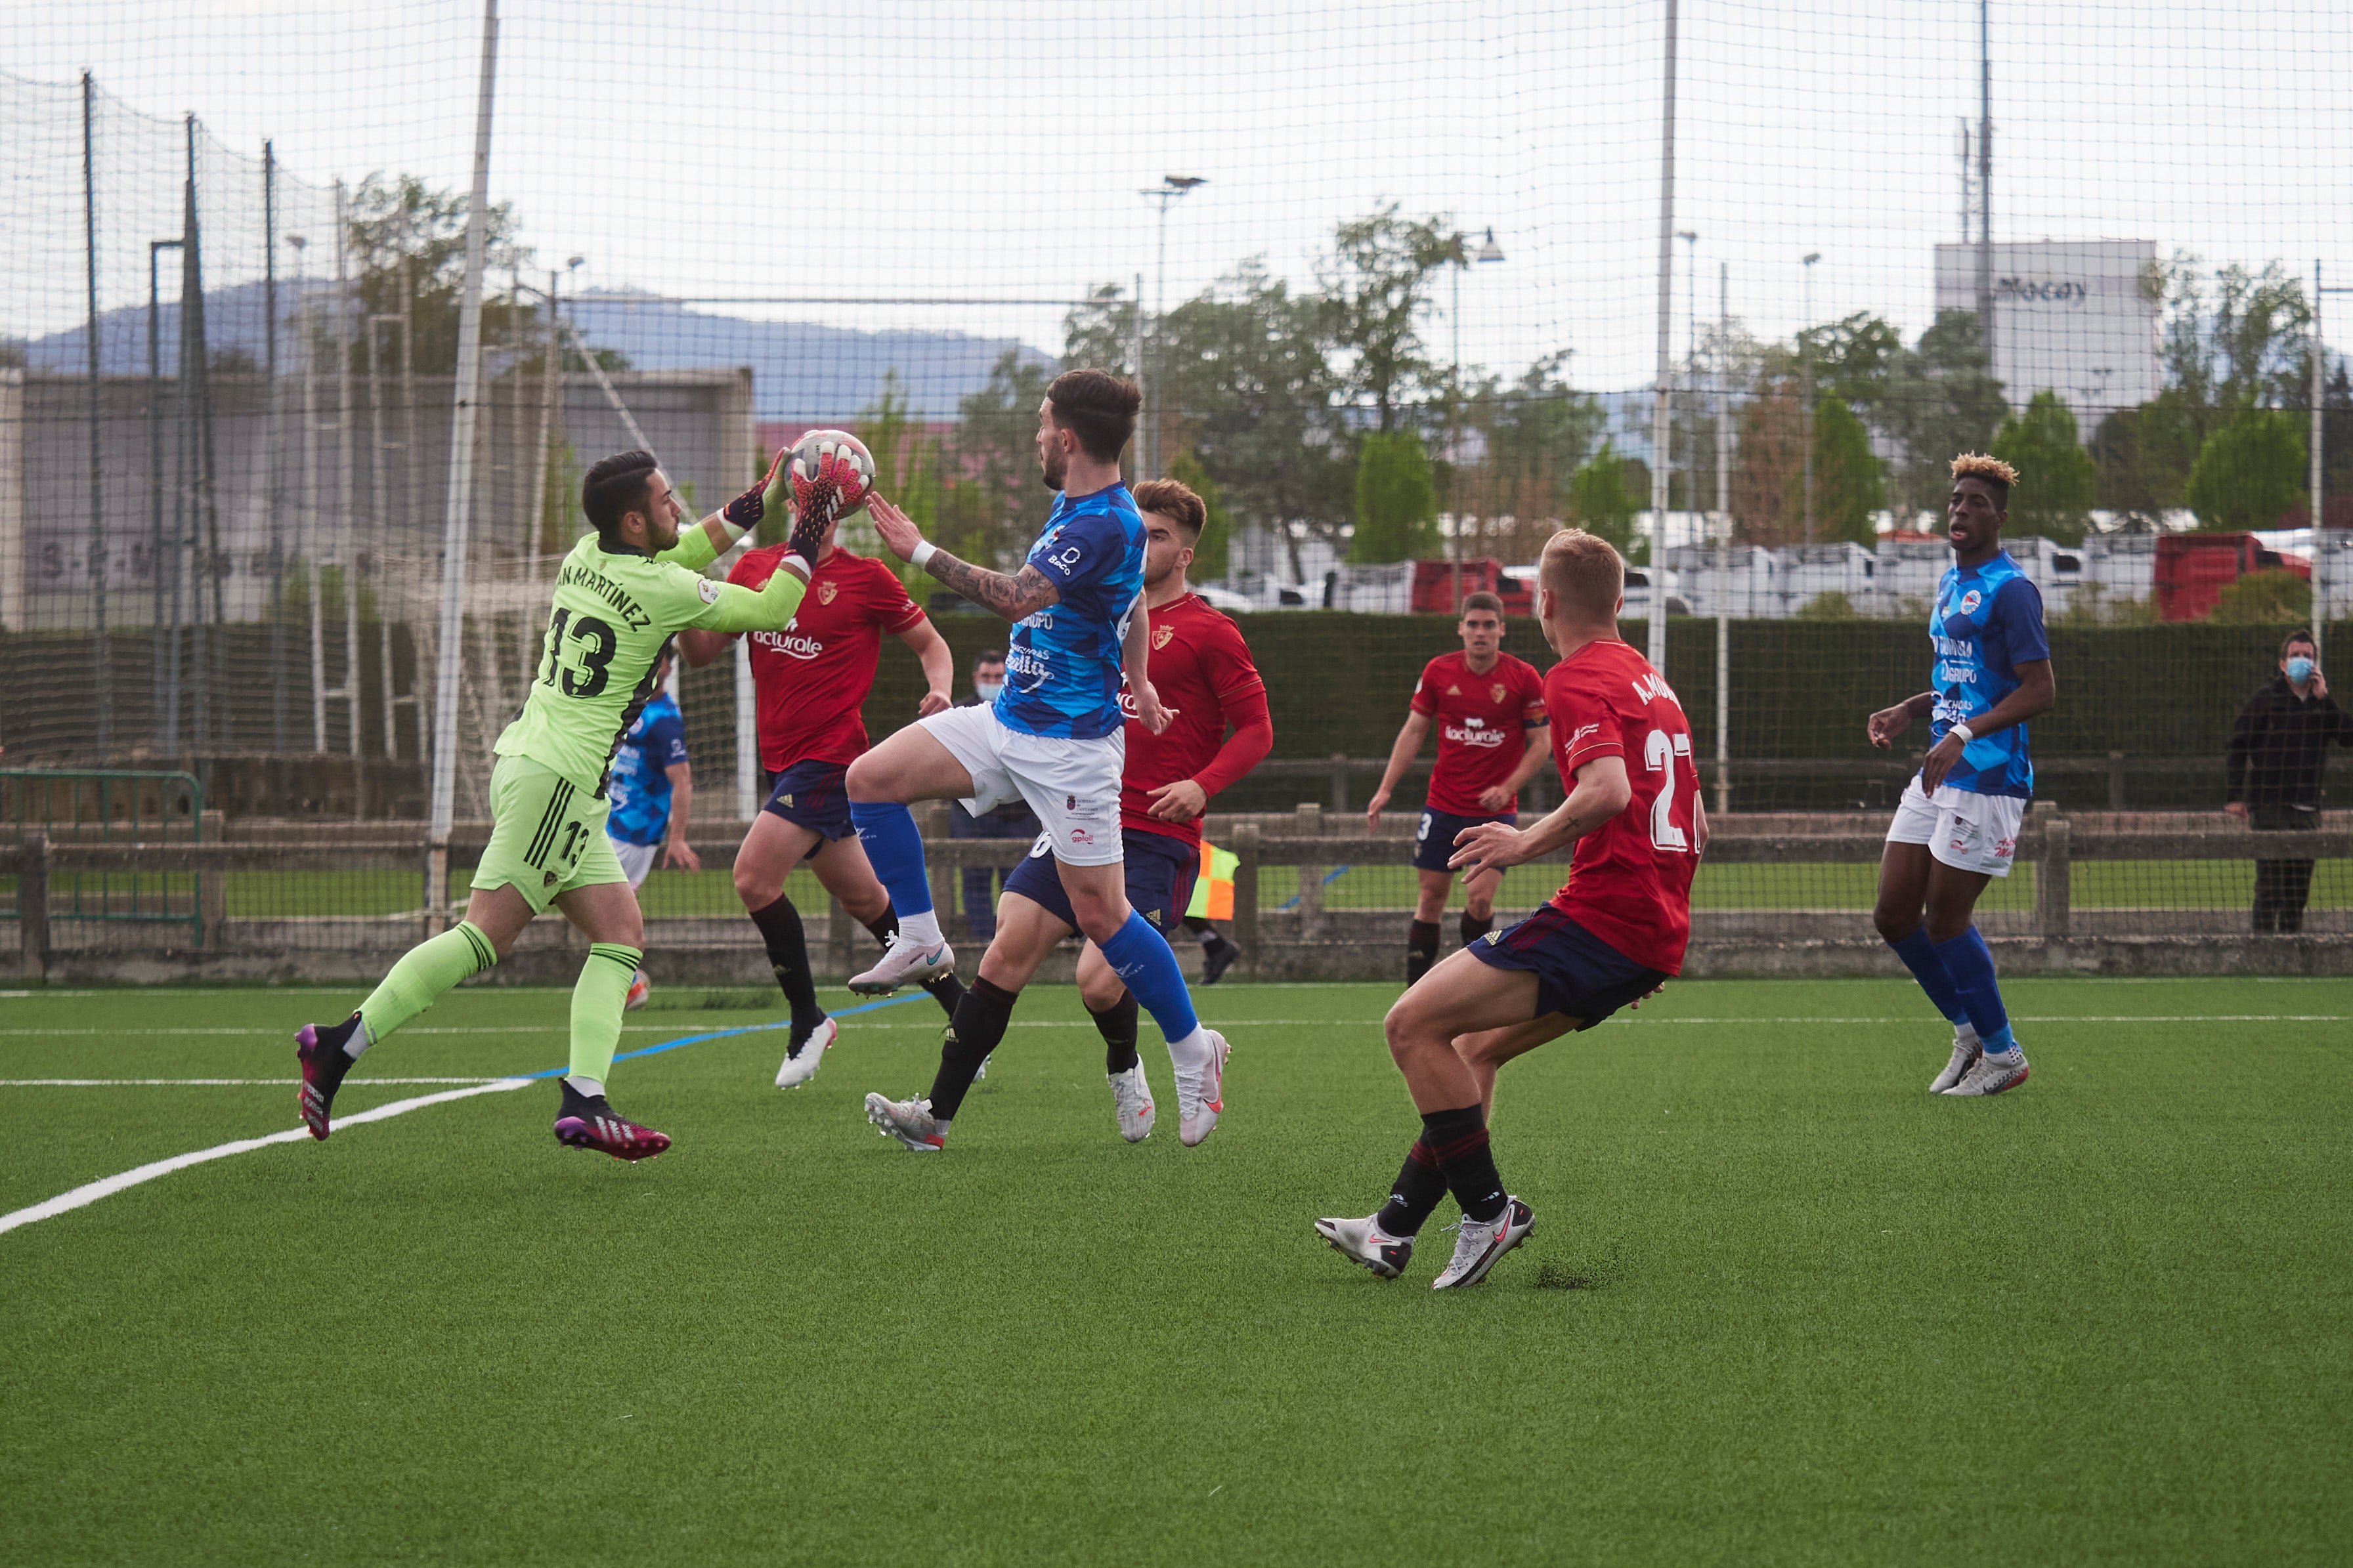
left=1929, top=1026, right=1981, bottom=1094
left=1431, top=1197, right=1535, bottom=1290
left=774, top=1016, right=838, bottom=1089
left=863, top=1091, right=945, bottom=1151
left=1176, top=1029, right=1230, bottom=1147
left=1108, top=1061, right=1156, bottom=1143
left=847, top=934, right=954, bottom=996
left=1941, top=1046, right=2029, bottom=1097
left=1314, top=1214, right=1414, bottom=1280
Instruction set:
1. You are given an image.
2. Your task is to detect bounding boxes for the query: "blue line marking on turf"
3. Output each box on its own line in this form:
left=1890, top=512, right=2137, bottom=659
left=518, top=992, right=932, bottom=1080
left=1275, top=864, right=1352, bottom=912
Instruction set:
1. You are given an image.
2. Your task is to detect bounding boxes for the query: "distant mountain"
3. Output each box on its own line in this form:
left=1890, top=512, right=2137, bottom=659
left=16, top=281, right=1056, bottom=423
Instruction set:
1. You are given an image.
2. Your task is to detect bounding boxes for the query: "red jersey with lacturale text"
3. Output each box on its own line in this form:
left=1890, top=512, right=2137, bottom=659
left=1543, top=639, right=1700, bottom=974
left=729, top=545, right=925, bottom=769
left=1410, top=650, right=1547, bottom=815
left=1117, top=593, right=1271, bottom=848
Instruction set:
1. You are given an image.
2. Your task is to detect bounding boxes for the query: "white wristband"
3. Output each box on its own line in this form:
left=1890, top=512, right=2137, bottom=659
left=1949, top=721, right=1975, bottom=744
left=911, top=540, right=937, bottom=570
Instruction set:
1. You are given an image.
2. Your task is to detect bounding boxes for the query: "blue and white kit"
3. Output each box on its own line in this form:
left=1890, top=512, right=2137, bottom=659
left=917, top=482, right=1146, bottom=867
left=1886, top=550, right=2050, bottom=876
left=605, top=688, right=687, bottom=887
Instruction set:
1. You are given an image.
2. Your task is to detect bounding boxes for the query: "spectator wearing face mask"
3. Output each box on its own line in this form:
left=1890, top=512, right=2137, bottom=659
left=949, top=650, right=1043, bottom=939
left=2225, top=628, right=2351, bottom=933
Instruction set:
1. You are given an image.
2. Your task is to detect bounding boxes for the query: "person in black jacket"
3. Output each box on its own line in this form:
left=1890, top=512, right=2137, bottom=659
left=2224, top=628, right=2351, bottom=933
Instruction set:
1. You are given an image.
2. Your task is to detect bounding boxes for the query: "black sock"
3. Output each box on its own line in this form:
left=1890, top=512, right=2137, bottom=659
left=748, top=895, right=826, bottom=1048
left=1090, top=994, right=1141, bottom=1076
left=928, top=976, right=1019, bottom=1122
left=1183, top=916, right=1217, bottom=946
left=1421, top=1104, right=1507, bottom=1223
left=1375, top=1137, right=1449, bottom=1238
left=1459, top=913, right=1494, bottom=948
left=1406, top=920, right=1440, bottom=983
left=923, top=970, right=968, bottom=1019
left=865, top=910, right=900, bottom=948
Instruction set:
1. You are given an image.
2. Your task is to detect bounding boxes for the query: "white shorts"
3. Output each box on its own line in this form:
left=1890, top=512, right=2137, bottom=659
left=609, top=836, right=659, bottom=889
left=1885, top=776, right=2023, bottom=878
left=918, top=703, right=1125, bottom=866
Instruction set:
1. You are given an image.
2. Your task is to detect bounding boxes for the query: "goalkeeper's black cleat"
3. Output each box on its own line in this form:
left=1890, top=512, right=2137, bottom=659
left=294, top=1011, right=362, bottom=1141
left=553, top=1082, right=671, bottom=1162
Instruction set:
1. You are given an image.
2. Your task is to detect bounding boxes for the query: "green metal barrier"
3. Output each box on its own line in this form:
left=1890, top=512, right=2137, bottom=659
left=1, top=771, right=207, bottom=946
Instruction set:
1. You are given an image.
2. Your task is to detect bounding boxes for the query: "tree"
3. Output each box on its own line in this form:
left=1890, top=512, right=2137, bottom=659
left=1462, top=352, right=1607, bottom=556
left=1732, top=378, right=1805, bottom=545
left=2209, top=569, right=2312, bottom=624
left=842, top=373, right=943, bottom=587
left=1990, top=391, right=2097, bottom=544
left=945, top=349, right=1054, bottom=567
left=1811, top=394, right=1885, bottom=546
left=1566, top=440, right=1639, bottom=557
left=1883, top=310, right=2009, bottom=521
left=2186, top=408, right=2306, bottom=532
left=1166, top=450, right=1234, bottom=580
left=344, top=173, right=527, bottom=374
left=1349, top=429, right=1439, bottom=562
left=1318, top=204, right=1460, bottom=433
left=2145, top=251, right=2312, bottom=414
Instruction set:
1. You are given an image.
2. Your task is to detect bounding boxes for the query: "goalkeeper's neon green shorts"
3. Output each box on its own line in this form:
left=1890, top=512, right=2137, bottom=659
left=472, top=755, right=629, bottom=916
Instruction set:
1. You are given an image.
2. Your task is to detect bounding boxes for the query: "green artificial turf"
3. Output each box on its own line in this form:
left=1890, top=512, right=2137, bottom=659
left=1, top=977, right=2349, bottom=1565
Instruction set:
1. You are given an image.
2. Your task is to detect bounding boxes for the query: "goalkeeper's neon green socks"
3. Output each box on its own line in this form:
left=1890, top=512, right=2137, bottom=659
left=566, top=943, right=644, bottom=1092
left=352, top=921, right=498, bottom=1056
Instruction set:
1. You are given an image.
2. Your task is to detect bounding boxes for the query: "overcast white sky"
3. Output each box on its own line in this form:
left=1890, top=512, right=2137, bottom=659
left=8, top=0, right=2353, bottom=390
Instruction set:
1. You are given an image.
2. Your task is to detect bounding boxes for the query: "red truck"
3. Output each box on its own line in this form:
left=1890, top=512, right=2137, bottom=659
left=2153, top=533, right=2311, bottom=622
left=1408, top=557, right=1536, bottom=616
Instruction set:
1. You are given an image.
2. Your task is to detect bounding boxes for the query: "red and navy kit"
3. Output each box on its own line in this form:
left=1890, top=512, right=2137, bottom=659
left=1410, top=651, right=1547, bottom=816
left=730, top=544, right=924, bottom=771
left=1469, top=638, right=1700, bottom=1022
left=1119, top=593, right=1272, bottom=849
left=1005, top=591, right=1272, bottom=930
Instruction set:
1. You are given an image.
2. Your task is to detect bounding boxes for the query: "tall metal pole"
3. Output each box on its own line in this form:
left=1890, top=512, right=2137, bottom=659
left=1152, top=197, right=1167, bottom=481
left=2315, top=263, right=2327, bottom=669
left=523, top=265, right=559, bottom=689
left=1976, top=0, right=1994, bottom=370
left=1647, top=0, right=1677, bottom=675
left=1715, top=261, right=1731, bottom=816
left=293, top=238, right=325, bottom=753
left=1802, top=255, right=1816, bottom=547
left=264, top=140, right=287, bottom=752
left=83, top=73, right=111, bottom=754
left=334, top=182, right=360, bottom=759
left=425, top=0, right=502, bottom=932
left=148, top=241, right=177, bottom=748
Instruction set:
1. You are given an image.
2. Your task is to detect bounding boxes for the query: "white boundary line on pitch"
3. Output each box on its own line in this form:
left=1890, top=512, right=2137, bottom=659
left=0, top=1025, right=723, bottom=1038
left=0, top=1079, right=535, bottom=1236
left=0, top=1077, right=509, bottom=1087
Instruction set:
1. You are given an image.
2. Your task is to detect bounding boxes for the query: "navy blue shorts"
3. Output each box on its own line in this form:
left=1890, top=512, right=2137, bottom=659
left=1002, top=828, right=1198, bottom=933
left=1414, top=807, right=1515, bottom=873
left=760, top=760, right=854, bottom=854
left=1465, top=905, right=1670, bottom=1027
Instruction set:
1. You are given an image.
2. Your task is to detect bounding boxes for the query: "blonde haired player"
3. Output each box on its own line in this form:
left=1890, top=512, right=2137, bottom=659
left=1317, top=528, right=1705, bottom=1288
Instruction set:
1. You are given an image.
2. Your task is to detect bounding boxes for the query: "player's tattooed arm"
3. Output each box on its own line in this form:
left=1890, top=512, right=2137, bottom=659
left=926, top=553, right=1062, bottom=622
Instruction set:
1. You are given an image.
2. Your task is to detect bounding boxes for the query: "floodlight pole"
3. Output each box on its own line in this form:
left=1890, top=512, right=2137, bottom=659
left=1648, top=0, right=1677, bottom=675
left=83, top=72, right=111, bottom=755
left=1139, top=178, right=1203, bottom=482
left=1715, top=261, right=1731, bottom=816
left=2315, top=266, right=2353, bottom=666
left=425, top=0, right=501, bottom=933
left=1976, top=0, right=1994, bottom=366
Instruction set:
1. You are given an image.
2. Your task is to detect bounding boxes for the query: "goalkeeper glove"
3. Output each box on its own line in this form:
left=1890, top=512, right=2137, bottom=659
left=720, top=448, right=789, bottom=541
left=784, top=494, right=834, bottom=574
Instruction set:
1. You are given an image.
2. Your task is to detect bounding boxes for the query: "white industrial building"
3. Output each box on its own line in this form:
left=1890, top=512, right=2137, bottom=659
left=1933, top=240, right=2161, bottom=432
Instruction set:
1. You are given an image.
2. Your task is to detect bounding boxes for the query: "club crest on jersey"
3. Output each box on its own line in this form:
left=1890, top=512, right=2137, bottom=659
left=817, top=581, right=839, bottom=604
left=1957, top=589, right=1983, bottom=615
left=1154, top=624, right=1176, bottom=650
left=696, top=578, right=722, bottom=604
left=1490, top=682, right=1507, bottom=704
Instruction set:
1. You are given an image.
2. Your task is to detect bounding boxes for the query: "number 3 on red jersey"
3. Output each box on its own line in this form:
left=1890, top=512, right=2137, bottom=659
left=1643, top=727, right=1695, bottom=853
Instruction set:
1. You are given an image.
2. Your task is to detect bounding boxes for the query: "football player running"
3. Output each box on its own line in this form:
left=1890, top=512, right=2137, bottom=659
left=678, top=463, right=964, bottom=1090
left=869, top=477, right=1271, bottom=1149
left=1867, top=454, right=2054, bottom=1097
left=1318, top=528, right=1704, bottom=1287
left=844, top=369, right=1230, bottom=1151
left=294, top=449, right=830, bottom=1159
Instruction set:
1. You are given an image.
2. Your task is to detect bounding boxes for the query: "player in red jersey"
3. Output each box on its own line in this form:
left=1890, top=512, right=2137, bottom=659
left=678, top=486, right=962, bottom=1087
left=1318, top=528, right=1706, bottom=1288
left=1366, top=593, right=1551, bottom=983
left=865, top=477, right=1271, bottom=1149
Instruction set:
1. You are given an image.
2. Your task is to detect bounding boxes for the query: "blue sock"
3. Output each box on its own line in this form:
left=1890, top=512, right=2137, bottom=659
left=1887, top=926, right=1971, bottom=1027
left=1932, top=927, right=2016, bottom=1054
left=1097, top=912, right=1199, bottom=1044
left=848, top=801, right=932, bottom=918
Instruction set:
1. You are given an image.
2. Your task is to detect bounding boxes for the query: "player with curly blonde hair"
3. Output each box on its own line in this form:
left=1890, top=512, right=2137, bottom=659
left=1864, top=453, right=2056, bottom=1097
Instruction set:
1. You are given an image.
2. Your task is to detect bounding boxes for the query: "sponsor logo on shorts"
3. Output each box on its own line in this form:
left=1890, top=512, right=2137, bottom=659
left=1993, top=837, right=2016, bottom=860
left=1070, top=827, right=1095, bottom=846
left=777, top=794, right=794, bottom=809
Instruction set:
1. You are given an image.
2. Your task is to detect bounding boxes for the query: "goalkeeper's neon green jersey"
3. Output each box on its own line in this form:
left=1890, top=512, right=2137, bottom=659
left=495, top=526, right=806, bottom=795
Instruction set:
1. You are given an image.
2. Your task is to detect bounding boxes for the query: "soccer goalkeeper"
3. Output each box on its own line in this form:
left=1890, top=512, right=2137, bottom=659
left=293, top=448, right=830, bottom=1160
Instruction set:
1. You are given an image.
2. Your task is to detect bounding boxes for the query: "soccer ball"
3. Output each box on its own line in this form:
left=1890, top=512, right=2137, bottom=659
left=788, top=429, right=877, bottom=522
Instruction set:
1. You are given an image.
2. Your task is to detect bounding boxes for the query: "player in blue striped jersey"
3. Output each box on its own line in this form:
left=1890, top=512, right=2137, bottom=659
left=1867, top=454, right=2055, bottom=1097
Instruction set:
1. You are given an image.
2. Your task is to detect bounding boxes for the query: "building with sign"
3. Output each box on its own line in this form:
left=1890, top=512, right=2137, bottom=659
left=1933, top=239, right=2161, bottom=434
